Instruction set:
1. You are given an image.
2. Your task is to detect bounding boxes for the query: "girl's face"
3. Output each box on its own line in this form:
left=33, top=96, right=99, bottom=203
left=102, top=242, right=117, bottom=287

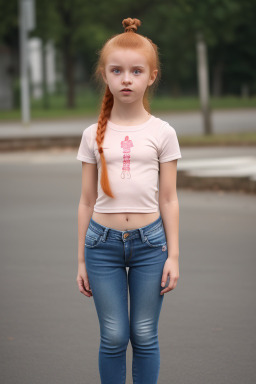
left=102, top=48, right=158, bottom=104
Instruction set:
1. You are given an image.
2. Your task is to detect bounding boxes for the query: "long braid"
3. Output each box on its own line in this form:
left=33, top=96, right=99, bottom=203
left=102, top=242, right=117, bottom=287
left=96, top=86, right=115, bottom=198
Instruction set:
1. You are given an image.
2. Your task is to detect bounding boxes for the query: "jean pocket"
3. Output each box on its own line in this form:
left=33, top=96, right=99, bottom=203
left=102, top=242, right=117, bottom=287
left=144, top=226, right=167, bottom=248
left=85, top=226, right=102, bottom=248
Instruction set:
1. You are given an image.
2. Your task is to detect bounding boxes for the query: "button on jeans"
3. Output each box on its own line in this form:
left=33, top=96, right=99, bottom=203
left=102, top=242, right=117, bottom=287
left=84, top=214, right=168, bottom=384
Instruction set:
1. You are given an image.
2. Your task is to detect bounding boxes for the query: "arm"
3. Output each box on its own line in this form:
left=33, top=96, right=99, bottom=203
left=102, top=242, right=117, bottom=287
left=159, top=159, right=180, bottom=294
left=77, top=162, right=98, bottom=297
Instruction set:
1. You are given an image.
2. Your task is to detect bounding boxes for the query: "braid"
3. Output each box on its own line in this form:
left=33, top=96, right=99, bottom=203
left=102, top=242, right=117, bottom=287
left=96, top=86, right=115, bottom=198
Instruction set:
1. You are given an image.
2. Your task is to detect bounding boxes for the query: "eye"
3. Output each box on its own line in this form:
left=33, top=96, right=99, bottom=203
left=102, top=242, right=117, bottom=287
left=112, top=68, right=120, bottom=74
left=134, top=69, right=142, bottom=74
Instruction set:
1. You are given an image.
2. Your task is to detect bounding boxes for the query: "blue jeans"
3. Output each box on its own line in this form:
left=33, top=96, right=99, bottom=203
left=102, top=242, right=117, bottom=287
left=84, top=214, right=168, bottom=384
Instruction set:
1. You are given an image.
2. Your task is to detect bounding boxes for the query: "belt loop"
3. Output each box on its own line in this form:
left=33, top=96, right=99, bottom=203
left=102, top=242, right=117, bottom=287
left=102, top=228, right=109, bottom=242
left=139, top=228, right=146, bottom=243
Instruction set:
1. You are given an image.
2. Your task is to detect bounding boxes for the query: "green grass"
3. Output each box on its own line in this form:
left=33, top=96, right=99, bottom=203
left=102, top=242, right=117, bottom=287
left=0, top=88, right=255, bottom=122
left=179, top=131, right=256, bottom=146
left=152, top=95, right=256, bottom=111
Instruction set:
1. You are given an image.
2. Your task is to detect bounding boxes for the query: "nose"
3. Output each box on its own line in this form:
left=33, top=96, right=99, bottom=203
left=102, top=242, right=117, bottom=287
left=122, top=71, right=132, bottom=84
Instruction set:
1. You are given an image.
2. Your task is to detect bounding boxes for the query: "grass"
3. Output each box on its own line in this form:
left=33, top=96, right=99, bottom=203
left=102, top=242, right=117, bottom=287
left=0, top=89, right=255, bottom=122
left=152, top=95, right=256, bottom=111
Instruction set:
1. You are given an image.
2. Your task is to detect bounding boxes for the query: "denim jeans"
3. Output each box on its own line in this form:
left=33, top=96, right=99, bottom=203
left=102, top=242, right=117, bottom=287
left=84, top=214, right=169, bottom=384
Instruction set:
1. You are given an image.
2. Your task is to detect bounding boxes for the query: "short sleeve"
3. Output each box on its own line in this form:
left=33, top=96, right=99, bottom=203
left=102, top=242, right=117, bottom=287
left=158, top=123, right=182, bottom=163
left=76, top=125, right=97, bottom=164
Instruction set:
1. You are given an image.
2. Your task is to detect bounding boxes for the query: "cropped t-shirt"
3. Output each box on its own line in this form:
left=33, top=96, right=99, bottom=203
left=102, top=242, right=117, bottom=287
left=76, top=115, right=182, bottom=213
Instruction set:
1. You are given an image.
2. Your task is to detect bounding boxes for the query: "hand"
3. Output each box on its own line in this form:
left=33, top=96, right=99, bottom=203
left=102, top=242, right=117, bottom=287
left=160, top=257, right=179, bottom=295
left=76, top=262, right=93, bottom=298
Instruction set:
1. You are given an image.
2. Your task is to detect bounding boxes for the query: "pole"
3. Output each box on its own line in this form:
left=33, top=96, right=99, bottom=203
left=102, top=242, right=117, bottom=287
left=196, top=32, right=212, bottom=135
left=19, top=0, right=30, bottom=126
left=18, top=0, right=36, bottom=127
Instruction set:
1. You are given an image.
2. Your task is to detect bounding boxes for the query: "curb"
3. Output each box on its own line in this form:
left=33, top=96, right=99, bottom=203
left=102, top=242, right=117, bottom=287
left=0, top=137, right=81, bottom=152
left=177, top=171, right=256, bottom=195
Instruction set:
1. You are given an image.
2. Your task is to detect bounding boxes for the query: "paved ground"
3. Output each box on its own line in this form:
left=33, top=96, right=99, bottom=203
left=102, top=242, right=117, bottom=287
left=1, top=157, right=255, bottom=383
left=0, top=146, right=255, bottom=193
left=0, top=146, right=255, bottom=180
left=0, top=108, right=256, bottom=138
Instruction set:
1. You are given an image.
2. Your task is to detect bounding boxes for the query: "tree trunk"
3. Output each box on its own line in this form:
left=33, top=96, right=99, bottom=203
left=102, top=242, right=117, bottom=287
left=42, top=40, right=50, bottom=109
left=212, top=60, right=224, bottom=97
left=63, top=43, right=75, bottom=108
left=196, top=32, right=212, bottom=135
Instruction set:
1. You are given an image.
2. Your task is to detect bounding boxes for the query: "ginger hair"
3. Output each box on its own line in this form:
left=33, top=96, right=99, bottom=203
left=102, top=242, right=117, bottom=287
left=92, top=17, right=161, bottom=198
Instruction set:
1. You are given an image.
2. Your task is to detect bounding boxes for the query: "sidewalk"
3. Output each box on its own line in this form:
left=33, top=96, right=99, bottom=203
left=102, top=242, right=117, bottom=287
left=177, top=147, right=256, bottom=194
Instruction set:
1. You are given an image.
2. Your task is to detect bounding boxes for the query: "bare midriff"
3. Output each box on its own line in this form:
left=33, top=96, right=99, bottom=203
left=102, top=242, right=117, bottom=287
left=91, top=211, right=160, bottom=231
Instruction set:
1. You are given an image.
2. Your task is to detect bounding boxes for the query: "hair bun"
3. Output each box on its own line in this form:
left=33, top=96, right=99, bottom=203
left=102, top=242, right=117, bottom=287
left=122, top=18, right=141, bottom=33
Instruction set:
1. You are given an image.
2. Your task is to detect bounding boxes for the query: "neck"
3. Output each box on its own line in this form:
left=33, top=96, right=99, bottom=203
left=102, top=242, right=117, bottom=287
left=109, top=99, right=150, bottom=125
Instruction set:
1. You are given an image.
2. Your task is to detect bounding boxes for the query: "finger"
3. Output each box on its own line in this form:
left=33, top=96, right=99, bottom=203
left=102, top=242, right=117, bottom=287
left=84, top=282, right=92, bottom=293
left=82, top=287, right=92, bottom=297
left=77, top=279, right=92, bottom=297
left=161, top=278, right=178, bottom=294
left=84, top=284, right=92, bottom=291
left=160, top=287, right=169, bottom=295
left=84, top=281, right=93, bottom=297
left=161, top=273, right=169, bottom=288
left=172, top=278, right=178, bottom=289
left=78, top=280, right=87, bottom=293
left=161, top=276, right=174, bottom=294
left=85, top=287, right=93, bottom=296
left=168, top=276, right=176, bottom=290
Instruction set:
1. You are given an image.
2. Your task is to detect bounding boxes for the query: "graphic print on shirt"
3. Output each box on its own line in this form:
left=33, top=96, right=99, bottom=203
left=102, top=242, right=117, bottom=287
left=120, top=136, right=134, bottom=179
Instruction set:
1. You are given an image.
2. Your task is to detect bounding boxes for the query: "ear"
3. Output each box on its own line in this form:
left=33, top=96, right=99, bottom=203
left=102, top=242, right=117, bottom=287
left=148, top=69, right=158, bottom=86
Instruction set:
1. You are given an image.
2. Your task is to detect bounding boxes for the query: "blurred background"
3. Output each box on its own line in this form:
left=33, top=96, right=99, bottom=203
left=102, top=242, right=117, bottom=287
left=1, top=1, right=256, bottom=384
left=0, top=0, right=256, bottom=118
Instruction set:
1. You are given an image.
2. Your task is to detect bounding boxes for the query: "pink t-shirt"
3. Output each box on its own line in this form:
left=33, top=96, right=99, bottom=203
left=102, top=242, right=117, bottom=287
left=76, top=115, right=182, bottom=213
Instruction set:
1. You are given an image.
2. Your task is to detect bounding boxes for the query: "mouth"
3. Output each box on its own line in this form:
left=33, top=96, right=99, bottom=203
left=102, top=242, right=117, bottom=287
left=121, top=88, right=132, bottom=92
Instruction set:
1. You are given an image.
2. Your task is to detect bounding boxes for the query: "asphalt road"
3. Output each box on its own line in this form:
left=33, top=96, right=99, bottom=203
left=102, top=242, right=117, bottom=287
left=1, top=159, right=255, bottom=384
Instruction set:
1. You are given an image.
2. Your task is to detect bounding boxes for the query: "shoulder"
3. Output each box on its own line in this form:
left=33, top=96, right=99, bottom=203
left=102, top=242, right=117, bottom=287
left=150, top=116, right=177, bottom=138
left=158, top=119, right=177, bottom=134
left=150, top=115, right=176, bottom=131
left=81, top=122, right=98, bottom=136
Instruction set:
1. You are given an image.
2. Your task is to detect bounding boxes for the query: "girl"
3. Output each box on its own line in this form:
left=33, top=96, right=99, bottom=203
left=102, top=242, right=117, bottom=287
left=76, top=17, right=182, bottom=384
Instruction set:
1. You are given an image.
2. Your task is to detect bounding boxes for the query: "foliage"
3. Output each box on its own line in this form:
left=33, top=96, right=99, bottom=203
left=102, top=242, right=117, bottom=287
left=0, top=0, right=255, bottom=99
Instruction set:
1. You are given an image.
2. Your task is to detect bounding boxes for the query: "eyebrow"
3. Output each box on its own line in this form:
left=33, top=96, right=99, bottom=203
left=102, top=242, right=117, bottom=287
left=108, top=65, right=145, bottom=69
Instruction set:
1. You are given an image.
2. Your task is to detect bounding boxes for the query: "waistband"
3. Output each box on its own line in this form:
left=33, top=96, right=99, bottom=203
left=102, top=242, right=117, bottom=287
left=88, top=214, right=164, bottom=243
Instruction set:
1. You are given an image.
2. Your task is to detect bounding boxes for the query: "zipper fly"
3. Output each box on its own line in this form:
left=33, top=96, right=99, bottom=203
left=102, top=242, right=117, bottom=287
left=123, top=238, right=133, bottom=265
